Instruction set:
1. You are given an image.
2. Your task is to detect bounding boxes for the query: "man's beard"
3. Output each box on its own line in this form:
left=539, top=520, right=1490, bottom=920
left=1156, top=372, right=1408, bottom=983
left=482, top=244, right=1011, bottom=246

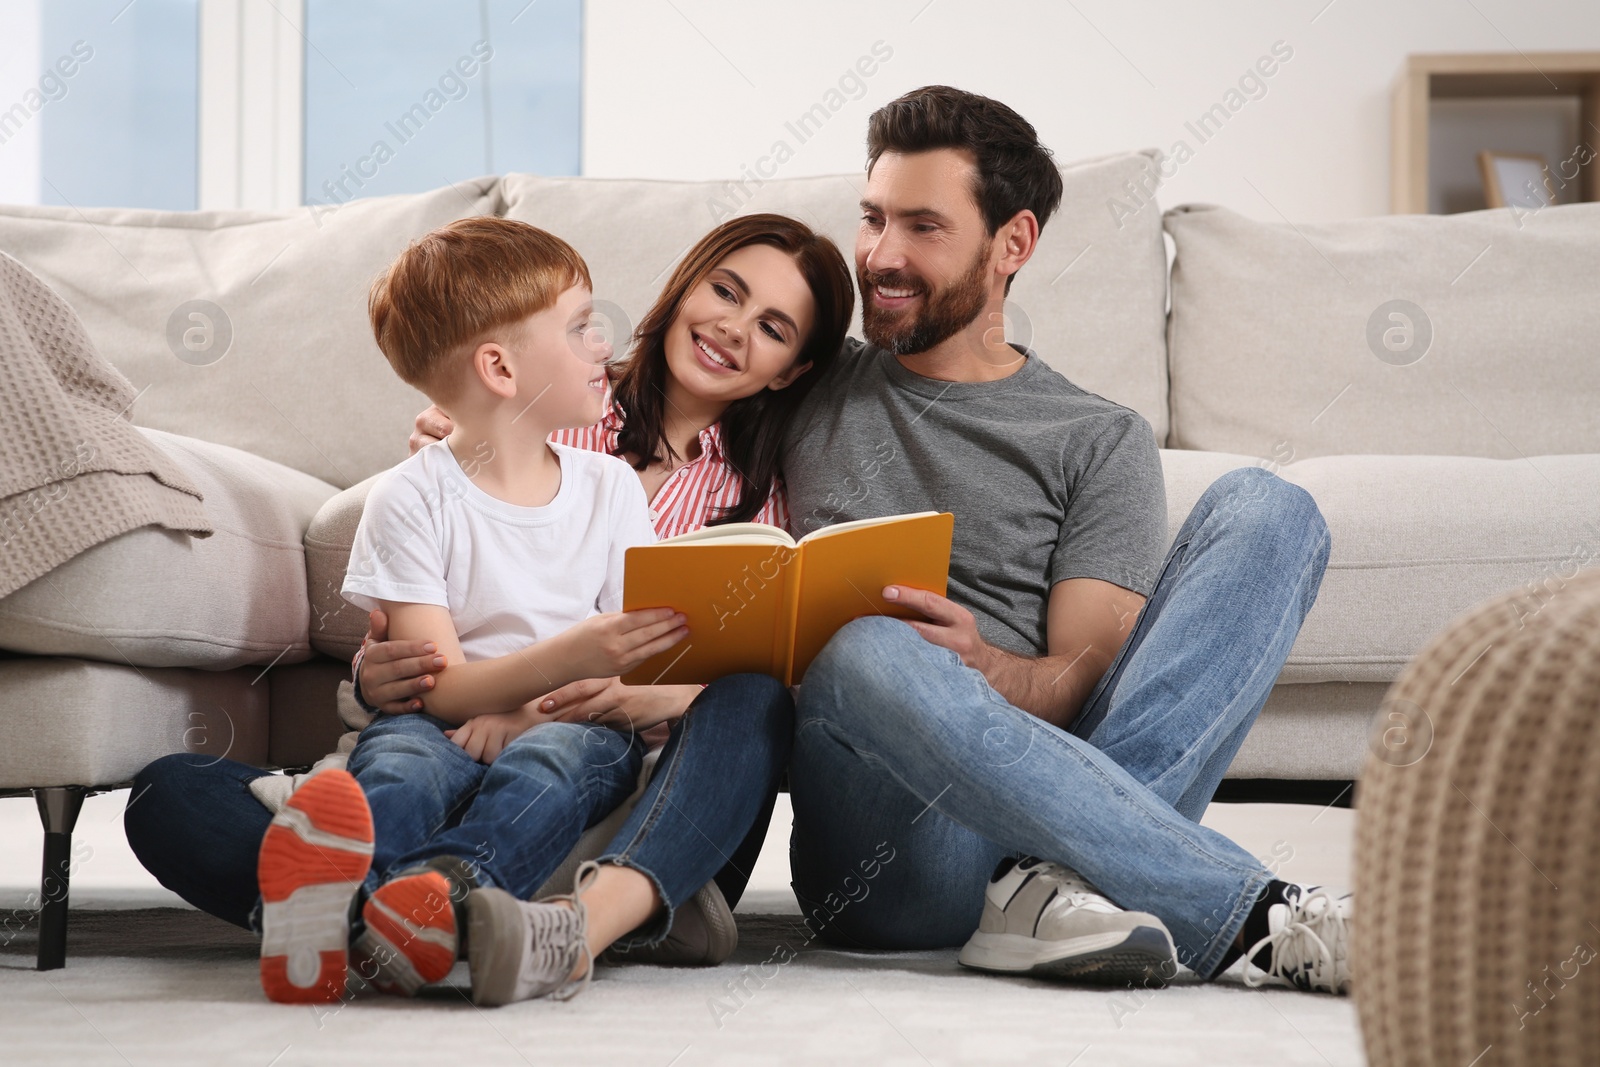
left=860, top=244, right=989, bottom=357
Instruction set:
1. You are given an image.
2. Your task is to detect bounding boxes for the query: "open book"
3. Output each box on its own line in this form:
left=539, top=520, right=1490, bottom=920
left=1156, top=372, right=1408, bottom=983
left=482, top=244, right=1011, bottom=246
left=621, top=511, right=954, bottom=686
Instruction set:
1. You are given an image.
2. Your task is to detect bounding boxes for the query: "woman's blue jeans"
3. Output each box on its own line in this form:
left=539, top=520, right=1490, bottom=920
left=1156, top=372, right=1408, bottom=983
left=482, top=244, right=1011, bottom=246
left=126, top=673, right=792, bottom=941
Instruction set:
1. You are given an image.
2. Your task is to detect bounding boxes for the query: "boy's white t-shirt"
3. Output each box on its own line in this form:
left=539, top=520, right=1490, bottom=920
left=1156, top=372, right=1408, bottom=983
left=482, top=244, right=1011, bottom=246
left=342, top=439, right=656, bottom=662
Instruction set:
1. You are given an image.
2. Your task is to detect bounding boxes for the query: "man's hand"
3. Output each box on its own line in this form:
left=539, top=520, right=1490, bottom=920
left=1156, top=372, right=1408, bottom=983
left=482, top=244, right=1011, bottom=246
left=445, top=709, right=538, bottom=764
left=884, top=579, right=1144, bottom=728
left=409, top=405, right=453, bottom=456
left=541, top=677, right=700, bottom=732
left=359, top=609, right=446, bottom=714
left=554, top=609, right=689, bottom=681
left=883, top=585, right=996, bottom=673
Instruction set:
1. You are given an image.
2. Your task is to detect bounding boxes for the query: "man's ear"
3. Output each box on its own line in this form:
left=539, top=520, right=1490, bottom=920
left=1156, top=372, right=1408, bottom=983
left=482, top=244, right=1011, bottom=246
left=767, top=359, right=814, bottom=391
left=471, top=341, right=517, bottom=399
left=994, top=209, right=1040, bottom=289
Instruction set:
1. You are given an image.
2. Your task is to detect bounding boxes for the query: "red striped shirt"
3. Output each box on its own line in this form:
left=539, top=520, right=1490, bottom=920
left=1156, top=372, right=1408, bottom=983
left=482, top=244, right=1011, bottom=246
left=552, top=391, right=789, bottom=539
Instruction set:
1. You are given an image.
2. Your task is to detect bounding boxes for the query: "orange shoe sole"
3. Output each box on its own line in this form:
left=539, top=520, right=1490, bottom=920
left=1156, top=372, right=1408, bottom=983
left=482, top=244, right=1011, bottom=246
left=257, top=769, right=373, bottom=1004
left=357, top=871, right=459, bottom=995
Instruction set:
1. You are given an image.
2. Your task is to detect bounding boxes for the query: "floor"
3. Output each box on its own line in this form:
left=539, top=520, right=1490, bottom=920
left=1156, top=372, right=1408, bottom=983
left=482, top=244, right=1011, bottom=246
left=0, top=790, right=1365, bottom=1066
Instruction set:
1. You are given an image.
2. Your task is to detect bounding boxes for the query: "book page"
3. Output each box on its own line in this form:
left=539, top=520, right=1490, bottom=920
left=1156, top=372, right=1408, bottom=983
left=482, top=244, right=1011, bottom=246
left=658, top=522, right=796, bottom=548
left=796, top=511, right=940, bottom=546
left=790, top=512, right=953, bottom=683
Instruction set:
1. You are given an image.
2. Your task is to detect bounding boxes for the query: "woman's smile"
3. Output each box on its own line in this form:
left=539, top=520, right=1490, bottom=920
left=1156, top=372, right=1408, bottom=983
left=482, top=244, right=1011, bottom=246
left=690, top=330, right=741, bottom=373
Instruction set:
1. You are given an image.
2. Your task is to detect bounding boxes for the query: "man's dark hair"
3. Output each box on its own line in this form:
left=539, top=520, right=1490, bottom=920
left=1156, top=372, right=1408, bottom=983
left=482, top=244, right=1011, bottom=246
left=866, top=85, right=1063, bottom=293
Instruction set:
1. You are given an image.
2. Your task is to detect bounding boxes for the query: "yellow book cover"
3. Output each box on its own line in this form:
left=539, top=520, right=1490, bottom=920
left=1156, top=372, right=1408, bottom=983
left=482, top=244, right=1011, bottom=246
left=621, top=511, right=954, bottom=686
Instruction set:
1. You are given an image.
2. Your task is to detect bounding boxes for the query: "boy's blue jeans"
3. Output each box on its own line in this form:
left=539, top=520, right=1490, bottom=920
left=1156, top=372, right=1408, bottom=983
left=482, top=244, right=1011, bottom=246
left=127, top=673, right=792, bottom=944
left=349, top=673, right=790, bottom=938
left=344, top=712, right=634, bottom=896
left=788, top=468, right=1331, bottom=980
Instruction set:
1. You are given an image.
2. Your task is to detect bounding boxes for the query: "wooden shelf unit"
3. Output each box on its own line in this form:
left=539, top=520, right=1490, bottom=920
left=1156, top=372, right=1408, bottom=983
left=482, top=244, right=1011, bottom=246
left=1390, top=51, right=1600, bottom=213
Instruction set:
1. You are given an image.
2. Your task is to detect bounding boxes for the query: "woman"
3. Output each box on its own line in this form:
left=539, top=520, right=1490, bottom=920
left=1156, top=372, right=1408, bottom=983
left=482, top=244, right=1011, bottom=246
left=370, top=209, right=836, bottom=728
left=126, top=213, right=853, bottom=1001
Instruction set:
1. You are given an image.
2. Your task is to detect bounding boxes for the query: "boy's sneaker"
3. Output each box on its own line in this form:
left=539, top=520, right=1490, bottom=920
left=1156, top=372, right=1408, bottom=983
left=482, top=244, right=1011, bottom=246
left=257, top=769, right=373, bottom=1004
left=600, top=879, right=737, bottom=966
left=353, top=855, right=482, bottom=995
left=466, top=860, right=599, bottom=1007
left=958, top=857, right=1177, bottom=987
left=1242, top=884, right=1353, bottom=995
left=354, top=871, right=458, bottom=996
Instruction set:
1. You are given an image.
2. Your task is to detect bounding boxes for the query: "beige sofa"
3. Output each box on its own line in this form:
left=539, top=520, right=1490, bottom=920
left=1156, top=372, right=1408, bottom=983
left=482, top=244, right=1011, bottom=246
left=3, top=151, right=1596, bottom=969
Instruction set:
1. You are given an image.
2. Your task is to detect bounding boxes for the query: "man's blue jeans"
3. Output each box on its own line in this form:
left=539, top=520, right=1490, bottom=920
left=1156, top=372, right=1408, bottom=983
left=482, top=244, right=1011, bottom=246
left=788, top=467, right=1331, bottom=979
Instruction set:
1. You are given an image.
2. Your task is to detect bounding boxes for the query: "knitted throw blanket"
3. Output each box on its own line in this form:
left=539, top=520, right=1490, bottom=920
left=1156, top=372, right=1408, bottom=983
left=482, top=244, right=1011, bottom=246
left=0, top=252, right=212, bottom=599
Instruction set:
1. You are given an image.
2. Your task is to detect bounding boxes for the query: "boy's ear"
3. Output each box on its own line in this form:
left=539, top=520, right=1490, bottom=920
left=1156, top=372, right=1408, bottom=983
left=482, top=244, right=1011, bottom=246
left=767, top=359, right=814, bottom=392
left=471, top=341, right=517, bottom=399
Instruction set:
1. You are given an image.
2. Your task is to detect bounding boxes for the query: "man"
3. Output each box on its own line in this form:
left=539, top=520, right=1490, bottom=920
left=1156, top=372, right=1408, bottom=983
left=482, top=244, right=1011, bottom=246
left=779, top=85, right=1347, bottom=993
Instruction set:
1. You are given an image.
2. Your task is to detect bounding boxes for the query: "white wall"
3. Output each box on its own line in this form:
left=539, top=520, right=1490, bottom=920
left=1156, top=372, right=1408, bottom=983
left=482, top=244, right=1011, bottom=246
left=582, top=0, right=1600, bottom=221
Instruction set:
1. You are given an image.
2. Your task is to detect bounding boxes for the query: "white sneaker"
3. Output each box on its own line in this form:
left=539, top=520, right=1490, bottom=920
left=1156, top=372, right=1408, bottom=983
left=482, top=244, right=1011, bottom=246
left=958, top=857, right=1177, bottom=987
left=1242, top=884, right=1352, bottom=995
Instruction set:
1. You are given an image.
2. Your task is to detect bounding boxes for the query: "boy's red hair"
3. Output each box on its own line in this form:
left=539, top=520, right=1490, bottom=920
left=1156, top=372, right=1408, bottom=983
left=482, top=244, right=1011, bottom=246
left=369, top=216, right=592, bottom=394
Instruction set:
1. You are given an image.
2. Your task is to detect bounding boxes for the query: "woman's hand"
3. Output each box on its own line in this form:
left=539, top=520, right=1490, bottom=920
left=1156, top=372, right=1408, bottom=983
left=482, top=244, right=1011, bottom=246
left=409, top=405, right=454, bottom=456
left=358, top=609, right=446, bottom=714
left=542, top=678, right=701, bottom=733
left=445, top=710, right=537, bottom=764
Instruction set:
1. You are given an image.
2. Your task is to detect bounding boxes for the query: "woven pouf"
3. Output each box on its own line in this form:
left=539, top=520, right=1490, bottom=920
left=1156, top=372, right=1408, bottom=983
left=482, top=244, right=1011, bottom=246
left=1355, top=566, right=1600, bottom=1066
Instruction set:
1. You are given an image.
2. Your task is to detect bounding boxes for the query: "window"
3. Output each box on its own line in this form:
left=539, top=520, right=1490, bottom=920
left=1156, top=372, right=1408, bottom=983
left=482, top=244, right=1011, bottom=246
left=303, top=0, right=582, bottom=207
left=0, top=0, right=580, bottom=212
left=1, top=0, right=200, bottom=210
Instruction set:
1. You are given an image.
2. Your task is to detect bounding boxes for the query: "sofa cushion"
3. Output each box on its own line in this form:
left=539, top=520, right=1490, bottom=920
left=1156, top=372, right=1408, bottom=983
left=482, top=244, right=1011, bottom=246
left=501, top=150, right=1172, bottom=441
left=0, top=657, right=268, bottom=789
left=318, top=447, right=1600, bottom=688
left=0, top=429, right=338, bottom=669
left=1230, top=681, right=1387, bottom=780
left=0, top=179, right=503, bottom=488
left=1161, top=449, right=1600, bottom=684
left=1164, top=202, right=1600, bottom=460
left=1156, top=448, right=1264, bottom=535
left=305, top=475, right=382, bottom=662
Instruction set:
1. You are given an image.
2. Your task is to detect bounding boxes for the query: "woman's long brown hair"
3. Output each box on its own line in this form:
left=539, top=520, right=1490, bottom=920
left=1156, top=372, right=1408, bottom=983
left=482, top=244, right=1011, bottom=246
left=611, top=213, right=854, bottom=525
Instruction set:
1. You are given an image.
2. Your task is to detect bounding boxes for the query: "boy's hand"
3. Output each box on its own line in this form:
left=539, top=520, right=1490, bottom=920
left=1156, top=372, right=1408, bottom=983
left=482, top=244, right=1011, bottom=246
left=445, top=710, right=536, bottom=764
left=542, top=677, right=701, bottom=732
left=556, top=609, right=688, bottom=681
left=409, top=405, right=454, bottom=455
left=359, top=609, right=446, bottom=714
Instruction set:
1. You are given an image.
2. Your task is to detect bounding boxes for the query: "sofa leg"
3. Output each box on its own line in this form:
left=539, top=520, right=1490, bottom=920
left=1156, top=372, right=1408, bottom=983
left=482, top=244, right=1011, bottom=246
left=33, top=786, right=87, bottom=971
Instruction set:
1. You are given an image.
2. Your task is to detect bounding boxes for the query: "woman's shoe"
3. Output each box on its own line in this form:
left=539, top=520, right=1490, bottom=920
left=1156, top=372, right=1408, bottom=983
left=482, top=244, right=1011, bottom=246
left=600, top=879, right=738, bottom=966
left=466, top=861, right=599, bottom=1006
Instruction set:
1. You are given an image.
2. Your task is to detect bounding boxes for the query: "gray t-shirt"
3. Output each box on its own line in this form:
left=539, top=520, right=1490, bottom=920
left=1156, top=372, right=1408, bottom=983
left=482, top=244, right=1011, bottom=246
left=782, top=339, right=1166, bottom=657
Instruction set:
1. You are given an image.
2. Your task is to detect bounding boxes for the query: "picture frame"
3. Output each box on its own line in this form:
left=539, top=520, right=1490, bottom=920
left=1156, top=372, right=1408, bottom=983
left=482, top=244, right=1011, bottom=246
left=1478, top=151, right=1553, bottom=210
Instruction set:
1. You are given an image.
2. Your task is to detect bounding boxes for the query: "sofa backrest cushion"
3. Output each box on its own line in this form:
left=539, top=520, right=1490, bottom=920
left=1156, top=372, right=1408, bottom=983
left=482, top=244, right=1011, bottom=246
left=1164, top=202, right=1600, bottom=461
left=501, top=149, right=1171, bottom=440
left=0, top=178, right=503, bottom=488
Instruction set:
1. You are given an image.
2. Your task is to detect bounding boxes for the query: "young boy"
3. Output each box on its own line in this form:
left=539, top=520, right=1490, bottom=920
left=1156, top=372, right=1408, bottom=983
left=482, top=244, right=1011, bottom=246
left=256, top=217, right=687, bottom=1005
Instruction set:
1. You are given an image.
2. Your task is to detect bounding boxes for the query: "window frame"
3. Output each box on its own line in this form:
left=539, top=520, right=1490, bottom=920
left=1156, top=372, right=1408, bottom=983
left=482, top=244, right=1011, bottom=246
left=198, top=0, right=305, bottom=211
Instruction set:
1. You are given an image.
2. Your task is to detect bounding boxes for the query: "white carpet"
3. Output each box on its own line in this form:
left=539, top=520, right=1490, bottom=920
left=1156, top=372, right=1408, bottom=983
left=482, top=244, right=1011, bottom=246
left=0, top=791, right=1365, bottom=1066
